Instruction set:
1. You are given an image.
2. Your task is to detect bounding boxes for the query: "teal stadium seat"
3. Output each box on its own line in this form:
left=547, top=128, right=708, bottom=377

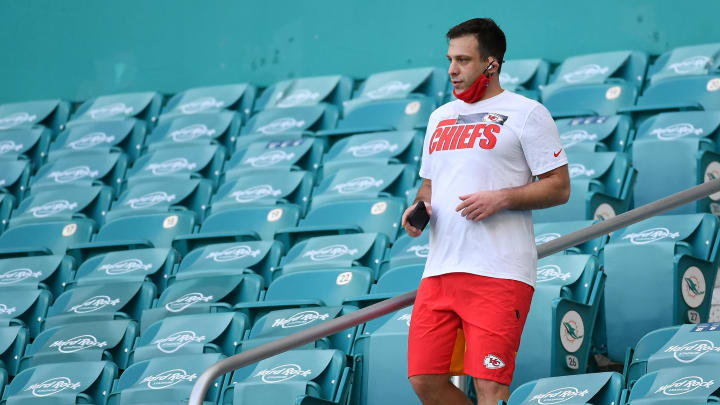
left=0, top=255, right=74, bottom=297
left=225, top=138, right=323, bottom=180
left=310, top=164, right=415, bottom=209
left=378, top=230, right=428, bottom=275
left=31, top=150, right=128, bottom=194
left=70, top=248, right=178, bottom=290
left=646, top=43, right=720, bottom=86
left=131, top=312, right=248, bottom=363
left=497, top=58, right=551, bottom=100
left=212, top=170, right=313, bottom=216
left=0, top=289, right=51, bottom=337
left=544, top=82, right=638, bottom=118
left=0, top=160, right=31, bottom=200
left=147, top=111, right=241, bottom=151
left=10, top=185, right=112, bottom=228
left=106, top=177, right=212, bottom=223
left=51, top=119, right=147, bottom=161
left=254, top=75, right=353, bottom=111
left=625, top=323, right=720, bottom=388
left=555, top=114, right=633, bottom=152
left=504, top=372, right=623, bottom=405
left=514, top=254, right=605, bottom=389
left=0, top=325, right=28, bottom=376
left=161, top=83, right=257, bottom=120
left=43, top=281, right=155, bottom=330
left=107, top=353, right=226, bottom=405
left=0, top=219, right=94, bottom=257
left=140, top=274, right=263, bottom=330
left=67, top=212, right=194, bottom=262
left=127, top=143, right=226, bottom=186
left=0, top=126, right=52, bottom=168
left=68, top=91, right=162, bottom=129
left=346, top=264, right=424, bottom=310
left=0, top=194, right=14, bottom=232
left=602, top=213, right=720, bottom=361
left=632, top=111, right=720, bottom=214
left=622, top=365, right=720, bottom=404
left=533, top=151, right=636, bottom=222
left=0, top=99, right=70, bottom=133
left=223, top=349, right=350, bottom=405
left=320, top=130, right=423, bottom=179
left=1, top=360, right=116, bottom=405
left=238, top=104, right=339, bottom=150
left=343, top=67, right=447, bottom=113
left=534, top=220, right=607, bottom=255
left=20, top=319, right=137, bottom=370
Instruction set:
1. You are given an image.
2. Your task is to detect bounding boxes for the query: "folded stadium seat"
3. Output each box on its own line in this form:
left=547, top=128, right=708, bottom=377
left=513, top=254, right=605, bottom=389
left=626, top=75, right=720, bottom=125
left=43, top=281, right=155, bottom=330
left=503, top=372, right=623, bottom=405
left=646, top=43, right=720, bottom=85
left=107, top=353, right=226, bottom=405
left=0, top=99, right=70, bottom=133
left=130, top=312, right=248, bottom=364
left=497, top=58, right=551, bottom=100
left=555, top=114, right=633, bottom=152
left=625, top=324, right=720, bottom=389
left=0, top=325, right=28, bottom=376
left=2, top=360, right=116, bottom=405
left=543, top=82, right=638, bottom=118
left=533, top=151, right=636, bottom=222
left=0, top=194, right=14, bottom=233
left=9, top=185, right=112, bottom=228
left=0, top=160, right=31, bottom=201
left=69, top=248, right=177, bottom=291
left=19, top=319, right=137, bottom=371
left=602, top=213, right=720, bottom=362
left=275, top=233, right=388, bottom=280
left=275, top=199, right=404, bottom=248
left=534, top=220, right=608, bottom=256
left=237, top=104, right=340, bottom=150
left=30, top=150, right=128, bottom=195
left=0, top=219, right=94, bottom=258
left=66, top=212, right=194, bottom=263
left=126, top=143, right=226, bottom=186
left=50, top=119, right=147, bottom=162
left=171, top=204, right=300, bottom=254
left=621, top=365, right=720, bottom=404
left=632, top=111, right=720, bottom=215
left=171, top=241, right=283, bottom=286
left=221, top=349, right=351, bottom=405
left=345, top=264, right=424, bottom=311
left=140, top=273, right=263, bottom=331
left=315, top=98, right=434, bottom=146
left=343, top=67, right=448, bottom=112
left=351, top=306, right=416, bottom=405
left=146, top=111, right=240, bottom=151
left=234, top=267, right=372, bottom=324
left=319, top=130, right=423, bottom=180
left=239, top=306, right=358, bottom=355
left=105, top=177, right=212, bottom=223
left=0, top=255, right=74, bottom=298
left=67, top=91, right=162, bottom=129
left=211, top=170, right=313, bottom=216
left=161, top=83, right=257, bottom=120
left=254, top=75, right=353, bottom=111
left=310, top=165, right=415, bottom=209
left=0, top=126, right=52, bottom=168
left=0, top=289, right=51, bottom=337
left=224, top=138, right=323, bottom=181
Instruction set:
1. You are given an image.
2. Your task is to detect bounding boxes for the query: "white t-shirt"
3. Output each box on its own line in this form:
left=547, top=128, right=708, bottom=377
left=418, top=90, right=567, bottom=287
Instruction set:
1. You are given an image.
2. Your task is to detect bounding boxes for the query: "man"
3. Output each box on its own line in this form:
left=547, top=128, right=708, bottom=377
left=402, top=18, right=570, bottom=405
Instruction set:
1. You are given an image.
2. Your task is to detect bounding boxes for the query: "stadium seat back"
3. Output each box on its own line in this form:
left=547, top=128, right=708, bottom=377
left=0, top=254, right=72, bottom=297
left=10, top=185, right=111, bottom=227
left=311, top=164, right=414, bottom=208
left=0, top=99, right=70, bottom=133
left=647, top=43, right=720, bottom=86
left=108, top=177, right=211, bottom=223
left=70, top=92, right=161, bottom=128
left=212, top=170, right=312, bottom=216
left=225, top=138, right=322, bottom=179
left=0, top=219, right=94, bottom=257
left=51, top=119, right=146, bottom=161
left=555, top=114, right=633, bottom=152
left=625, top=365, right=720, bottom=404
left=0, top=126, right=51, bottom=168
left=128, top=143, right=225, bottom=184
left=506, top=372, right=623, bottom=405
left=256, top=75, right=352, bottom=111
left=148, top=111, right=241, bottom=150
left=73, top=248, right=175, bottom=289
left=0, top=325, right=28, bottom=376
left=162, top=83, right=256, bottom=119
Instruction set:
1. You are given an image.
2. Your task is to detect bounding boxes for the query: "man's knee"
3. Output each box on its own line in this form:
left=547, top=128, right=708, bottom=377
left=409, top=374, right=450, bottom=399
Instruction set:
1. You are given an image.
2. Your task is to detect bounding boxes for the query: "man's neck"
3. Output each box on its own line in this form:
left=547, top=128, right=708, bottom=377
left=477, top=80, right=503, bottom=102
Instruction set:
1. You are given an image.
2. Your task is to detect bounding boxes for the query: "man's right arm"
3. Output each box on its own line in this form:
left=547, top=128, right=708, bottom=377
left=402, top=178, right=432, bottom=237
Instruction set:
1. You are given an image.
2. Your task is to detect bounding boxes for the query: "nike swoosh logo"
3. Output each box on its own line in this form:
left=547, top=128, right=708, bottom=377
left=553, top=149, right=562, bottom=157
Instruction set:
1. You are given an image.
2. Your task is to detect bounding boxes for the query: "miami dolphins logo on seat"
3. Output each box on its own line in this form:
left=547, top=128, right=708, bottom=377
left=0, top=140, right=23, bottom=155
left=560, top=311, right=584, bottom=353
left=682, top=266, right=706, bottom=308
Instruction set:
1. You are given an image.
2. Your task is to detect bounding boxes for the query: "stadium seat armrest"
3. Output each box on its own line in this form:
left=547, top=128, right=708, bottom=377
left=0, top=246, right=53, bottom=258
left=549, top=108, right=599, bottom=119
left=67, top=239, right=153, bottom=262
left=343, top=293, right=395, bottom=308
left=171, top=230, right=261, bottom=255
left=619, top=101, right=701, bottom=113
left=275, top=225, right=363, bottom=249
left=234, top=299, right=324, bottom=312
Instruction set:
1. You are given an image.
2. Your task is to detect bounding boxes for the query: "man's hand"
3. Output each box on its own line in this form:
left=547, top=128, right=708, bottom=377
left=455, top=190, right=508, bottom=221
left=402, top=201, right=432, bottom=237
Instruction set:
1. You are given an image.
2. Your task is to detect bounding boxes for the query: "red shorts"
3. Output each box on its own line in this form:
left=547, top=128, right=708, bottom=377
left=407, top=272, right=534, bottom=386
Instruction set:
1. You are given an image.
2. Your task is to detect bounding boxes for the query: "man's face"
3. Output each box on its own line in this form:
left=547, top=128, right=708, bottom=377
left=447, top=35, right=489, bottom=92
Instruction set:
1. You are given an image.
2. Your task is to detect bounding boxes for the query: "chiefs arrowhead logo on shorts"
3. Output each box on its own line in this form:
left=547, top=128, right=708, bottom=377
left=429, top=113, right=508, bottom=154
left=483, top=354, right=505, bottom=369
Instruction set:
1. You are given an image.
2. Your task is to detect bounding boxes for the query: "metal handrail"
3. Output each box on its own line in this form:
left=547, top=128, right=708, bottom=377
left=189, top=178, right=720, bottom=404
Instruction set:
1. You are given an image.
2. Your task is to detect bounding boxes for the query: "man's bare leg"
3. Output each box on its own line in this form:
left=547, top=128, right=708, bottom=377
left=409, top=374, right=473, bottom=405
left=473, top=378, right=509, bottom=405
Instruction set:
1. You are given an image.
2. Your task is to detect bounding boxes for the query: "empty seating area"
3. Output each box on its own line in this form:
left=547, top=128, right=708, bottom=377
left=0, top=41, right=719, bottom=404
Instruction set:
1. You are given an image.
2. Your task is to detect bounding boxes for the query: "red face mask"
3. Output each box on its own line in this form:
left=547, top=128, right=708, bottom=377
left=453, top=61, right=496, bottom=104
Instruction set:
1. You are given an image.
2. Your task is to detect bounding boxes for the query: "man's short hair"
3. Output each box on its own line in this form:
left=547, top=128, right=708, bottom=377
left=447, top=18, right=506, bottom=73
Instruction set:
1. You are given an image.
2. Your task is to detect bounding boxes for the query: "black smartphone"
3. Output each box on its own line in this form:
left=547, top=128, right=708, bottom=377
left=408, top=201, right=430, bottom=231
